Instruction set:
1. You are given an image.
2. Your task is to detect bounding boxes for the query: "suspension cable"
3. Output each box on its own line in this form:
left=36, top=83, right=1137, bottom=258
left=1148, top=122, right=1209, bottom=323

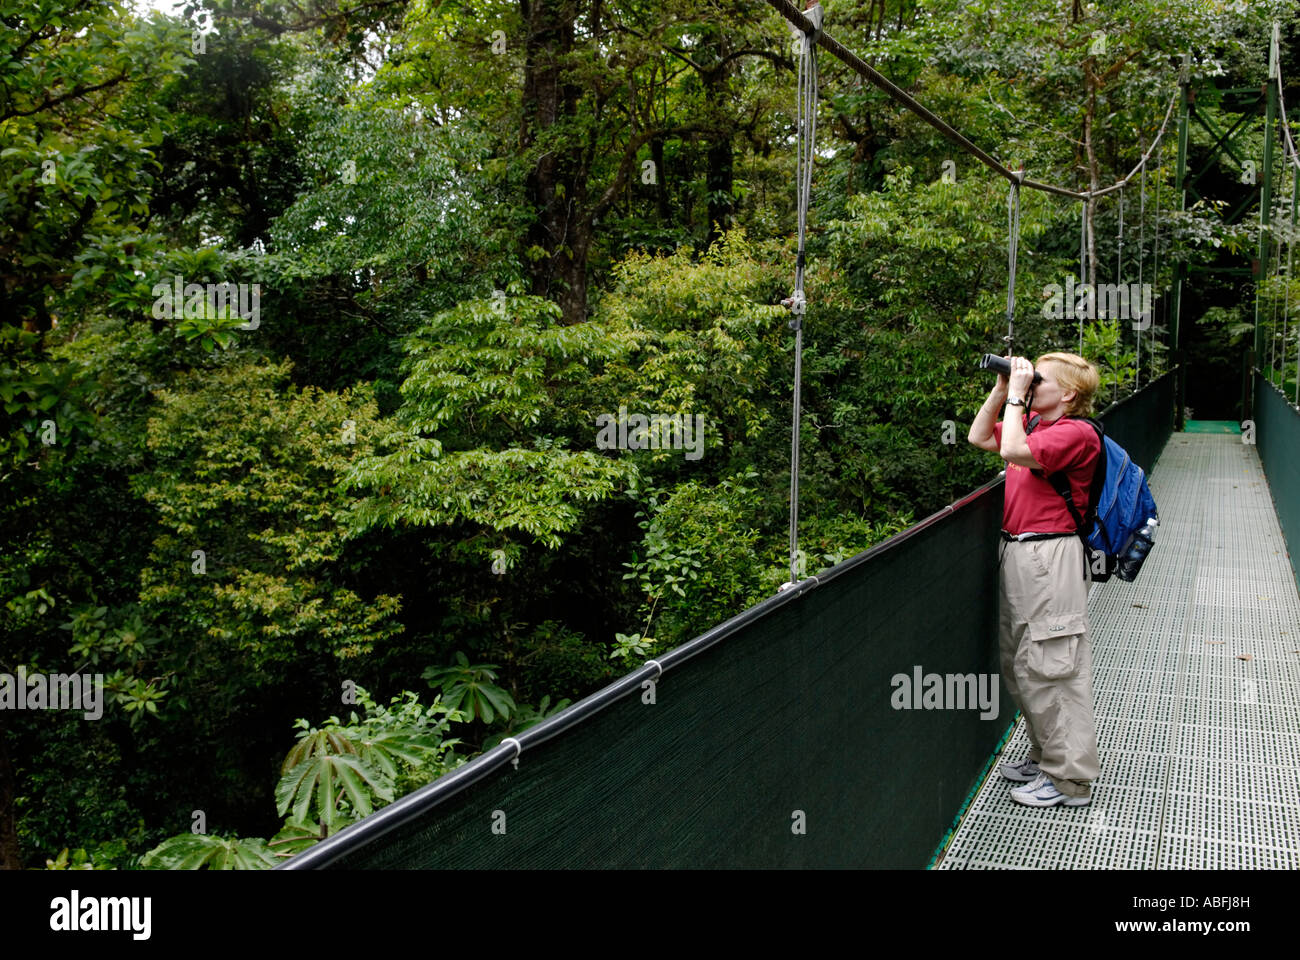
left=1116, top=185, right=1125, bottom=284
left=1005, top=171, right=1023, bottom=355
left=1079, top=201, right=1088, bottom=353
left=782, top=1, right=822, bottom=588
left=1275, top=50, right=1300, bottom=172
left=765, top=0, right=1179, bottom=202
left=1137, top=155, right=1147, bottom=389
left=1287, top=166, right=1297, bottom=401
left=1154, top=136, right=1163, bottom=345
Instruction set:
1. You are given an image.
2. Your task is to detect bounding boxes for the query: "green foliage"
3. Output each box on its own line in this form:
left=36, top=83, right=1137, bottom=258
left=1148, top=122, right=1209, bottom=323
left=267, top=820, right=325, bottom=860
left=11, top=708, right=151, bottom=869
left=0, top=0, right=190, bottom=333
left=825, top=166, right=1058, bottom=353
left=0, top=328, right=97, bottom=467
left=623, top=471, right=770, bottom=644
left=261, top=47, right=523, bottom=392
left=139, top=833, right=278, bottom=871
left=610, top=632, right=655, bottom=666
left=422, top=653, right=517, bottom=724
left=482, top=694, right=574, bottom=750
left=505, top=620, right=613, bottom=707
left=140, top=685, right=465, bottom=867
left=276, top=732, right=393, bottom=833
left=1083, top=319, right=1139, bottom=408
left=43, top=847, right=111, bottom=871
left=136, top=357, right=405, bottom=670
left=582, top=231, right=789, bottom=450
left=345, top=291, right=637, bottom=548
left=348, top=442, right=632, bottom=549
left=1257, top=271, right=1300, bottom=391
left=274, top=686, right=465, bottom=834
left=59, top=604, right=168, bottom=727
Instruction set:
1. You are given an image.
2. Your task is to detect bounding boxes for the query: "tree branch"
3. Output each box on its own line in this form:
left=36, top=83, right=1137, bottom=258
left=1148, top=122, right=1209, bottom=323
left=0, top=72, right=128, bottom=122
left=591, top=122, right=712, bottom=219
left=714, top=47, right=794, bottom=73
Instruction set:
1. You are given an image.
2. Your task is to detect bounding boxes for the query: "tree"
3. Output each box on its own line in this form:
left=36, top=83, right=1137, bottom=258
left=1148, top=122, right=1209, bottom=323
left=0, top=1, right=190, bottom=333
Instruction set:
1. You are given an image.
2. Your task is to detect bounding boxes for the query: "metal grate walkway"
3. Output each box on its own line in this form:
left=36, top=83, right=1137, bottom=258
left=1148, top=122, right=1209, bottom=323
left=936, top=431, right=1300, bottom=869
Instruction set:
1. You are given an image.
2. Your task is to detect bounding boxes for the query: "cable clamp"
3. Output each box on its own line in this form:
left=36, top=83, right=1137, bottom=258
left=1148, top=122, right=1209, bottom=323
left=644, top=659, right=663, bottom=681
left=787, top=1, right=824, bottom=46
left=501, top=737, right=521, bottom=769
left=782, top=291, right=807, bottom=329
left=779, top=574, right=820, bottom=593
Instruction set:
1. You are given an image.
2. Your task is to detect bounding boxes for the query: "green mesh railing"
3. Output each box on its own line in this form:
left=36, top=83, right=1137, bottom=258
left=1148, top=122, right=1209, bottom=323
left=282, top=371, right=1176, bottom=870
left=1254, top=371, right=1300, bottom=590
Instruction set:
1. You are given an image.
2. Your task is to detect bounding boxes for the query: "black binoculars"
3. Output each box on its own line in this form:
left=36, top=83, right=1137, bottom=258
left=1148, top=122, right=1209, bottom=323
left=978, top=354, right=1043, bottom=385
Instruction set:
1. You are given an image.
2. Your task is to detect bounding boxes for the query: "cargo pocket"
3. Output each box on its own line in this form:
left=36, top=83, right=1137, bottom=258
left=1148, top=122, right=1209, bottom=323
left=1027, top=613, right=1088, bottom=680
left=1027, top=541, right=1051, bottom=579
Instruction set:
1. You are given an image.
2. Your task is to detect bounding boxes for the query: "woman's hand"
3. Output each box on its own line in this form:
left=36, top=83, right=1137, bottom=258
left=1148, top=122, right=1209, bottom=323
left=1008, top=356, right=1035, bottom=397
left=992, top=356, right=1010, bottom=398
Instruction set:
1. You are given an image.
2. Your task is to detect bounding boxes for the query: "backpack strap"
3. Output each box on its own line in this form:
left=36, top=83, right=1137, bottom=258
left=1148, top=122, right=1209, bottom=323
left=1077, top=418, right=1110, bottom=550
left=1041, top=417, right=1107, bottom=556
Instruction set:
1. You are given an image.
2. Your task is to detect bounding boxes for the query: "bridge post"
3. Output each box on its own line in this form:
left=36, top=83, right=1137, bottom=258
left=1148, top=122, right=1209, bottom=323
left=1249, top=23, right=1280, bottom=419
left=1171, top=54, right=1192, bottom=430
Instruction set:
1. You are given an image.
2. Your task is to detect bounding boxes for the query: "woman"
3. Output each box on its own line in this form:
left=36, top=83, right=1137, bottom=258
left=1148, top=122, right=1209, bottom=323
left=967, top=352, right=1103, bottom=807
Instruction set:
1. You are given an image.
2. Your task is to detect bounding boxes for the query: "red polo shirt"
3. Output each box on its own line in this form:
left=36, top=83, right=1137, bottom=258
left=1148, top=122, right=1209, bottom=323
left=992, top=415, right=1101, bottom=535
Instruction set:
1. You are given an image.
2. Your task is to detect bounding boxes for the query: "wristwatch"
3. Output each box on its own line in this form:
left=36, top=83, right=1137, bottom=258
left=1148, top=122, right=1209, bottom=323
left=1006, top=397, right=1026, bottom=407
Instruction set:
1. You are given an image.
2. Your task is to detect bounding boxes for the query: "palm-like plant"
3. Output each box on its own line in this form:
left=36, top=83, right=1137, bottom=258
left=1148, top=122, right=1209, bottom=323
left=139, top=834, right=277, bottom=870
left=139, top=686, right=465, bottom=867
left=275, top=723, right=394, bottom=835
left=421, top=652, right=516, bottom=723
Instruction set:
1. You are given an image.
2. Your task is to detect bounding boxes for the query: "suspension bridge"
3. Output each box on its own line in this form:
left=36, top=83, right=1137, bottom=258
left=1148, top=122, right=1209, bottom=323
left=280, top=3, right=1300, bottom=870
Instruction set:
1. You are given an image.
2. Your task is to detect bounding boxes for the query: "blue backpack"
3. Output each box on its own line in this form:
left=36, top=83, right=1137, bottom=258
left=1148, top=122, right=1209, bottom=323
left=1028, top=415, right=1159, bottom=583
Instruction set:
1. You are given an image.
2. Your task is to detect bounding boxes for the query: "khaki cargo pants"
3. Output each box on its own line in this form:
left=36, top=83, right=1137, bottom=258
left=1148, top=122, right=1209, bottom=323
left=998, top=535, right=1100, bottom=798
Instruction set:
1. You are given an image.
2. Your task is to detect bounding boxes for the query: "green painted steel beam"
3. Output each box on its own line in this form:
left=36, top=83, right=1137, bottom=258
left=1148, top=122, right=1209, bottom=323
left=1172, top=56, right=1192, bottom=431
left=1252, top=25, right=1280, bottom=383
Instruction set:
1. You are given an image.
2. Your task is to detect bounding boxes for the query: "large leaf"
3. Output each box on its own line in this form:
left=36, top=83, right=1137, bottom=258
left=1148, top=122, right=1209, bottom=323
left=267, top=821, right=324, bottom=859
left=422, top=654, right=515, bottom=723
left=353, top=729, right=447, bottom=778
left=281, top=726, right=358, bottom=775
left=139, top=834, right=276, bottom=870
left=274, top=751, right=392, bottom=833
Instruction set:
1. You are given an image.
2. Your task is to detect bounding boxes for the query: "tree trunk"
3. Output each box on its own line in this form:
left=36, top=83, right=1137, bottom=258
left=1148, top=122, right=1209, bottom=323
left=705, top=134, right=734, bottom=248
left=704, top=59, right=734, bottom=249
left=652, top=136, right=671, bottom=224
left=520, top=0, right=591, bottom=324
left=0, top=725, right=23, bottom=870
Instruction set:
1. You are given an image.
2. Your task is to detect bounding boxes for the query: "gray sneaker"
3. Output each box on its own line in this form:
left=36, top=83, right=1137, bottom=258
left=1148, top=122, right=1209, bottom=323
left=1000, top=757, right=1041, bottom=782
left=1010, top=772, right=1091, bottom=807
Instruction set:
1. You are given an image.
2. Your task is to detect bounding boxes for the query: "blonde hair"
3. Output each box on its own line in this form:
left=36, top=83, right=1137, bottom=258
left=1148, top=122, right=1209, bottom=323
left=1036, top=352, right=1100, bottom=417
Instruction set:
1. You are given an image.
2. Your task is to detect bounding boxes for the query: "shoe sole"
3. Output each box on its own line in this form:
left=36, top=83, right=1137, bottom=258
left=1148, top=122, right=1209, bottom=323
left=1010, top=791, right=1091, bottom=808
